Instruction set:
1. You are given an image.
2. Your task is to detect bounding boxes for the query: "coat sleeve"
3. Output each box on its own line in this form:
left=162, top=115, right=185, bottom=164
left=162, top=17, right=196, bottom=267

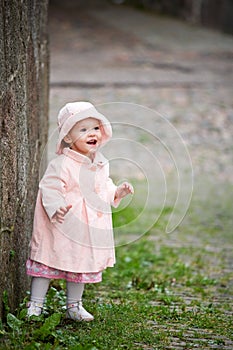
left=106, top=177, right=121, bottom=208
left=39, top=158, right=68, bottom=220
left=101, top=157, right=122, bottom=208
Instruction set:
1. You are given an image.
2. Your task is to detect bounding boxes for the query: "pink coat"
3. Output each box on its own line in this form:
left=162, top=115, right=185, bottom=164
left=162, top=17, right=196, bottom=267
left=29, top=147, right=120, bottom=273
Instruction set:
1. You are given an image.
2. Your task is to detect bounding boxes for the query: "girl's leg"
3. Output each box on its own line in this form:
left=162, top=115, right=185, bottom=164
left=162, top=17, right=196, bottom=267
left=66, top=282, right=84, bottom=304
left=30, top=277, right=50, bottom=303
left=27, top=277, right=50, bottom=316
left=66, top=282, right=94, bottom=321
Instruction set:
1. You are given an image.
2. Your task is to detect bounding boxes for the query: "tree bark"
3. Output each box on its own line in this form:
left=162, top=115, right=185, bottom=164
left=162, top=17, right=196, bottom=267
left=0, top=0, right=49, bottom=319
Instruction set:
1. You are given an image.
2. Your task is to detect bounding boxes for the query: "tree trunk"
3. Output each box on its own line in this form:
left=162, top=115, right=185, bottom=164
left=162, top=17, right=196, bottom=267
left=0, top=0, right=49, bottom=319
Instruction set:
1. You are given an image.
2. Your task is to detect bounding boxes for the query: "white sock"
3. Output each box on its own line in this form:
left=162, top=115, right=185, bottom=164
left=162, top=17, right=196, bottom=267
left=66, top=282, right=84, bottom=305
left=30, top=277, right=50, bottom=304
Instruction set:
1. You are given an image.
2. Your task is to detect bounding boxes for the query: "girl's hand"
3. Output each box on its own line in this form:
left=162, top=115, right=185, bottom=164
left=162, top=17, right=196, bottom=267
left=52, top=205, right=72, bottom=223
left=115, top=182, right=134, bottom=200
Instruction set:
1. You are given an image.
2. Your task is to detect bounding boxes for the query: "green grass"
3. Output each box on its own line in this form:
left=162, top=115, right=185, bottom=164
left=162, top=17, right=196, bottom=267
left=1, top=180, right=233, bottom=349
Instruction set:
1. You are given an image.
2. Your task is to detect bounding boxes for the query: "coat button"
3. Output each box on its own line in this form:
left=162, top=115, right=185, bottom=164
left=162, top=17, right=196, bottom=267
left=97, top=211, right=103, bottom=218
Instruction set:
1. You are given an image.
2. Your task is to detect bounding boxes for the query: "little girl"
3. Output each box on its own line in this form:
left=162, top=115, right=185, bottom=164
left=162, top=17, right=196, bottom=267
left=26, top=101, right=133, bottom=321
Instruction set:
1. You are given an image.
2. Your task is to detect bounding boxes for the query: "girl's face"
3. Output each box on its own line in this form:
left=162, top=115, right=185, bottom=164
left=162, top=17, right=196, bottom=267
left=64, top=118, right=102, bottom=158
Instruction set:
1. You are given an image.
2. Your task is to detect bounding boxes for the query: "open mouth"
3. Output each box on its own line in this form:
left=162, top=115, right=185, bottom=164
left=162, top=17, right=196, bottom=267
left=87, top=139, right=97, bottom=145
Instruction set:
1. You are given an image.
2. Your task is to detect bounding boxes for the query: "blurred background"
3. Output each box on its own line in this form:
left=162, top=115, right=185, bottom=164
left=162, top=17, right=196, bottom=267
left=48, top=0, right=233, bottom=205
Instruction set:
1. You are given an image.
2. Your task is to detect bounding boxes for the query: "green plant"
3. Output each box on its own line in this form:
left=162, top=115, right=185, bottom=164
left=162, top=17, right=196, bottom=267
left=1, top=180, right=233, bottom=349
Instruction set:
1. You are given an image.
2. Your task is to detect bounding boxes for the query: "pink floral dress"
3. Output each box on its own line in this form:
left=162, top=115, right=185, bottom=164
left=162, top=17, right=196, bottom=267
left=26, top=259, right=102, bottom=283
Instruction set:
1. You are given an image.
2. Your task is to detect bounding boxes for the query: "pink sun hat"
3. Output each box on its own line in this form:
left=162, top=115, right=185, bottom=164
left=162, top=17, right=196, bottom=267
left=56, top=101, right=112, bottom=155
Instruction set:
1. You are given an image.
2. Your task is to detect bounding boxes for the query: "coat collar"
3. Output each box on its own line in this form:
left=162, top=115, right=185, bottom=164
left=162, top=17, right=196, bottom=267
left=62, top=147, right=106, bottom=168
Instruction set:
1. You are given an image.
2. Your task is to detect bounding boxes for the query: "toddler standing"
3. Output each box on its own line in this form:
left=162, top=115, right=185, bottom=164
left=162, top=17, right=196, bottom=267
left=26, top=102, right=133, bottom=321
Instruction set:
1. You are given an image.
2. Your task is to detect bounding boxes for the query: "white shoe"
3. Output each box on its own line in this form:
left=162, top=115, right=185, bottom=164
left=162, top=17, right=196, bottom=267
left=66, top=301, right=94, bottom=322
left=27, top=301, right=43, bottom=317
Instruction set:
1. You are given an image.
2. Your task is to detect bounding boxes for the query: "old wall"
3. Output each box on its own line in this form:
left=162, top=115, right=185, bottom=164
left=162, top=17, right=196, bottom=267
left=126, top=0, right=233, bottom=34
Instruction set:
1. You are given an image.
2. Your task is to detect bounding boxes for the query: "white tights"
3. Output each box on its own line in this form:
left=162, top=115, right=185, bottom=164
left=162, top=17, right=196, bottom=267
left=30, top=277, right=84, bottom=305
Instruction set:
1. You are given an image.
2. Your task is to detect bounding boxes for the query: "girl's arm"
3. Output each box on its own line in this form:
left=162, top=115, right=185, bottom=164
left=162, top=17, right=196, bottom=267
left=39, top=159, right=71, bottom=221
left=52, top=204, right=72, bottom=223
left=114, top=182, right=134, bottom=200
left=106, top=178, right=134, bottom=208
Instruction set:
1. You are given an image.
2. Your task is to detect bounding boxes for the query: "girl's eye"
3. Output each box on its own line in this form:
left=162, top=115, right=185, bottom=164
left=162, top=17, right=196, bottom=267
left=80, top=128, right=87, bottom=132
left=94, top=126, right=100, bottom=130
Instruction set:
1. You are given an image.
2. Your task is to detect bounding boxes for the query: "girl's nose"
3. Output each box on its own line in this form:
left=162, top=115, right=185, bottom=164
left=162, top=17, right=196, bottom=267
left=88, top=128, right=96, bottom=136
